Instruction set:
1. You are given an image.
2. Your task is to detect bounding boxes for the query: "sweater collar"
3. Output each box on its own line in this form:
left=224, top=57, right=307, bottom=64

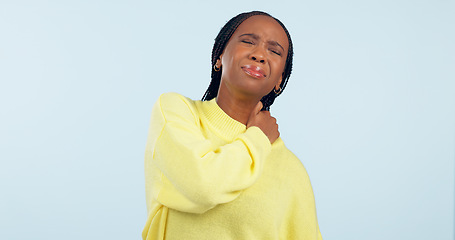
left=199, top=98, right=247, bottom=140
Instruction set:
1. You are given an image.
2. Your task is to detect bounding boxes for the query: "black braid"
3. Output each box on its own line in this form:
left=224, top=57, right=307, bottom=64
left=201, top=11, right=294, bottom=111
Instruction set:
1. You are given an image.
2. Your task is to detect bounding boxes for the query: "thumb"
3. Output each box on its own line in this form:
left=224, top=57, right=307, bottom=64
left=247, top=101, right=263, bottom=126
left=253, top=101, right=263, bottom=115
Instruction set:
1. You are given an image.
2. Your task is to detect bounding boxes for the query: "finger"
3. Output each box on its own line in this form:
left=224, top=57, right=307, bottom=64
left=253, top=101, right=263, bottom=114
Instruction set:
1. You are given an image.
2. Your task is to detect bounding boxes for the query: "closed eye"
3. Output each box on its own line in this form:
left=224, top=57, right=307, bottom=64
left=241, top=40, right=254, bottom=44
left=270, top=49, right=282, bottom=56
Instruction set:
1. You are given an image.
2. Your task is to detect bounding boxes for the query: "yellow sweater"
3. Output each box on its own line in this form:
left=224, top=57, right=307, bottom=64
left=143, top=92, right=322, bottom=240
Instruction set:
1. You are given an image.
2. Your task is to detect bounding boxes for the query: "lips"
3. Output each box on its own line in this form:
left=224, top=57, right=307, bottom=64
left=241, top=65, right=266, bottom=79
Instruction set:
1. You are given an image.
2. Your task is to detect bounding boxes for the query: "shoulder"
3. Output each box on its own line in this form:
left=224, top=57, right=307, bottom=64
left=152, top=92, right=199, bottom=122
left=273, top=139, right=311, bottom=182
left=273, top=139, right=301, bottom=164
left=156, top=92, right=194, bottom=109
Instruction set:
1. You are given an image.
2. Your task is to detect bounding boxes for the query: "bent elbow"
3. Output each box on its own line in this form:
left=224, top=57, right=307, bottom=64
left=188, top=181, right=241, bottom=214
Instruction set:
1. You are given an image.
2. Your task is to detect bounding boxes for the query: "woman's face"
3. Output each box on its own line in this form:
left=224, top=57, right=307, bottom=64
left=218, top=15, right=289, bottom=99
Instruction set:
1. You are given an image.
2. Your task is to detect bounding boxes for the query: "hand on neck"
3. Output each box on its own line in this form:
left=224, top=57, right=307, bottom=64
left=215, top=88, right=262, bottom=126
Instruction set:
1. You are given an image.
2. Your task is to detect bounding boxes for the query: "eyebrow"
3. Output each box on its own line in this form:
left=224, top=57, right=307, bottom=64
left=239, top=33, right=285, bottom=52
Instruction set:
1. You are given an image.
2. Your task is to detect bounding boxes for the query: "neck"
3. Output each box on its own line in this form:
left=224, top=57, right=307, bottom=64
left=216, top=84, right=261, bottom=126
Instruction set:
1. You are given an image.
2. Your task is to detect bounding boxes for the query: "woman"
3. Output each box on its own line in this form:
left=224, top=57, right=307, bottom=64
left=143, top=11, right=323, bottom=240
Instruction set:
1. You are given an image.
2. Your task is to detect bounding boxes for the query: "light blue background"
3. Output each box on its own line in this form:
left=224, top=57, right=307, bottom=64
left=1, top=1, right=453, bottom=239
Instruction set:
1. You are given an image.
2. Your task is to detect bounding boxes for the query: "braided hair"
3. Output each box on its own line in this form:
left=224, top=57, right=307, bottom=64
left=201, top=11, right=294, bottom=111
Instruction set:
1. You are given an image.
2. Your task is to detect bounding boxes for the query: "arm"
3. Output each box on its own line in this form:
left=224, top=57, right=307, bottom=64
left=145, top=93, right=271, bottom=214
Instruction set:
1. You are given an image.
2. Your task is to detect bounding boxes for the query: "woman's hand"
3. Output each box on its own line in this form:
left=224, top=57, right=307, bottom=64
left=246, top=101, right=280, bottom=143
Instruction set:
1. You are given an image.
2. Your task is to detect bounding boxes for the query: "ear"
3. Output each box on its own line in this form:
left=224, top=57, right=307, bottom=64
left=216, top=54, right=223, bottom=68
left=275, top=76, right=283, bottom=90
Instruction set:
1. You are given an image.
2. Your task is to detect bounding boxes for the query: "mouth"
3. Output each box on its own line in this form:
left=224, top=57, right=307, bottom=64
left=241, top=65, right=266, bottom=79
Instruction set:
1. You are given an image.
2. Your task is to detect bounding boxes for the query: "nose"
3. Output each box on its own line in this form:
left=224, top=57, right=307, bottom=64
left=249, top=48, right=266, bottom=64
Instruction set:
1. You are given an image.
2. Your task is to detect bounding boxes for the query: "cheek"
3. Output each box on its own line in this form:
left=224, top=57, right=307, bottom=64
left=221, top=54, right=235, bottom=71
left=220, top=52, right=237, bottom=81
left=221, top=45, right=249, bottom=67
left=220, top=46, right=236, bottom=66
left=271, top=61, right=285, bottom=77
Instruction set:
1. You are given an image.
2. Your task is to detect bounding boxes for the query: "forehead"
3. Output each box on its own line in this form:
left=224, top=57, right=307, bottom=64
left=233, top=15, right=289, bottom=50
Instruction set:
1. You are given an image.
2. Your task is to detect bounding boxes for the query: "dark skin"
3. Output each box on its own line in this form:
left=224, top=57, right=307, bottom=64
left=214, top=15, right=289, bottom=143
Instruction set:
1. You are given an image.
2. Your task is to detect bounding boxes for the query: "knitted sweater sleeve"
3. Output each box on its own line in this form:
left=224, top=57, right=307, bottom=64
left=144, top=92, right=272, bottom=214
